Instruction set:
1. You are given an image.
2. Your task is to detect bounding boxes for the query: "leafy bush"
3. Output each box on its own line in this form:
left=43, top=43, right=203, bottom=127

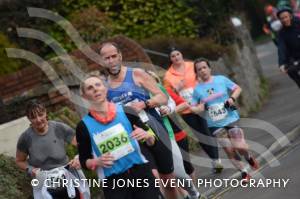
left=0, top=154, right=32, bottom=199
left=141, top=36, right=229, bottom=69
left=59, top=0, right=198, bottom=40
left=69, top=6, right=114, bottom=44
left=185, top=0, right=238, bottom=44
left=0, top=33, right=22, bottom=76
left=48, top=6, right=114, bottom=53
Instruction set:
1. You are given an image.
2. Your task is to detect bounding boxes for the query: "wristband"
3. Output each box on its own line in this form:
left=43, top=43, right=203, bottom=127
left=26, top=165, right=34, bottom=177
left=230, top=97, right=236, bottom=102
left=141, top=126, right=157, bottom=143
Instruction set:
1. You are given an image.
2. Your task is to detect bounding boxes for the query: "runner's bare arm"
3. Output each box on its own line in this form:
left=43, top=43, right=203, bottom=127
left=228, top=86, right=242, bottom=105
left=231, top=85, right=242, bottom=100
left=16, top=150, right=40, bottom=176
left=71, top=136, right=77, bottom=146
left=190, top=102, right=205, bottom=114
left=175, top=102, right=191, bottom=113
left=133, top=69, right=168, bottom=107
left=15, top=150, right=28, bottom=171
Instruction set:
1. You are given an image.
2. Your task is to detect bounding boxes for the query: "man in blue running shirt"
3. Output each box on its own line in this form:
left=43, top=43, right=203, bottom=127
left=97, top=42, right=179, bottom=199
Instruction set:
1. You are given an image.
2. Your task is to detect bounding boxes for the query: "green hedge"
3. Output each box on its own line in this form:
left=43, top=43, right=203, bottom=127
left=58, top=0, right=198, bottom=40
left=0, top=154, right=32, bottom=199
left=0, top=33, right=22, bottom=76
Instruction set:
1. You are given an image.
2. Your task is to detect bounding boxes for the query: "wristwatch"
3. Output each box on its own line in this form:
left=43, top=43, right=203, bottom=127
left=26, top=165, right=33, bottom=177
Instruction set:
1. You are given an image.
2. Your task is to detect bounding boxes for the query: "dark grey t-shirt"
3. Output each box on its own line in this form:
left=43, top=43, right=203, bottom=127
left=17, top=121, right=74, bottom=170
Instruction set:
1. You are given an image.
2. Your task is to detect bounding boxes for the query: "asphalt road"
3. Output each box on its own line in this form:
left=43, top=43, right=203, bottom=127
left=217, top=135, right=300, bottom=199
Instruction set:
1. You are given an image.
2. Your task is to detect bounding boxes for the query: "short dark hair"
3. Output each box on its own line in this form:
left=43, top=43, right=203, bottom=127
left=277, top=7, right=293, bottom=18
left=194, top=57, right=211, bottom=73
left=97, top=42, right=121, bottom=55
left=26, top=100, right=46, bottom=119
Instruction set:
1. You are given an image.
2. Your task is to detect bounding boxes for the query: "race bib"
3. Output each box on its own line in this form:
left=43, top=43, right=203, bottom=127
left=179, top=88, right=194, bottom=104
left=93, top=123, right=135, bottom=160
left=44, top=167, right=66, bottom=189
left=138, top=110, right=149, bottom=123
left=208, top=103, right=228, bottom=121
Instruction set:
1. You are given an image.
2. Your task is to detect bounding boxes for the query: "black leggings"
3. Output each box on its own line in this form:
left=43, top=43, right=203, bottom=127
left=176, top=137, right=195, bottom=175
left=103, top=164, right=163, bottom=199
left=181, top=113, right=219, bottom=160
left=48, top=187, right=80, bottom=199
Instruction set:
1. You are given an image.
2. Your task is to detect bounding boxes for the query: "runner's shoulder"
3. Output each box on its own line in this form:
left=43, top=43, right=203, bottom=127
left=18, top=128, right=32, bottom=141
left=214, top=75, right=226, bottom=79
left=214, top=75, right=230, bottom=83
left=132, top=67, right=146, bottom=75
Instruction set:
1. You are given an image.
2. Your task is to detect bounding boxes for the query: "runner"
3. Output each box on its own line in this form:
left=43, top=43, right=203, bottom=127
left=98, top=42, right=178, bottom=199
left=191, top=58, right=260, bottom=182
left=277, top=7, right=300, bottom=88
left=16, top=101, right=89, bottom=199
left=77, top=75, right=162, bottom=199
left=163, top=48, right=223, bottom=174
left=147, top=70, right=206, bottom=199
left=263, top=4, right=281, bottom=46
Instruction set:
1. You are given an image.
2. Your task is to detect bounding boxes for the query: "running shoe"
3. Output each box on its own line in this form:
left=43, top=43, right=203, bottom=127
left=241, top=171, right=251, bottom=184
left=247, top=156, right=260, bottom=170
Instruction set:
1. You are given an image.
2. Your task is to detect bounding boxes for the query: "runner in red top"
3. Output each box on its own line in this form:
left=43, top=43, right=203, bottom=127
left=163, top=48, right=223, bottom=173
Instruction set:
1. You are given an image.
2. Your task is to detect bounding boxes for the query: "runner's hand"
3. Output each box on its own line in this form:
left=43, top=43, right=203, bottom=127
left=69, top=155, right=81, bottom=169
left=159, top=105, right=171, bottom=116
left=226, top=98, right=235, bottom=106
left=129, top=101, right=146, bottom=113
left=31, top=168, right=40, bottom=177
left=97, top=153, right=115, bottom=168
left=131, top=125, right=151, bottom=141
left=279, top=65, right=287, bottom=73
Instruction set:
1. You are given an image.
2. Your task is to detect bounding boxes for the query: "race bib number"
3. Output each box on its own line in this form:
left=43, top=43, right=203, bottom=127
left=93, top=123, right=135, bottom=160
left=208, top=103, right=228, bottom=121
left=44, top=168, right=66, bottom=189
left=179, top=88, right=194, bottom=104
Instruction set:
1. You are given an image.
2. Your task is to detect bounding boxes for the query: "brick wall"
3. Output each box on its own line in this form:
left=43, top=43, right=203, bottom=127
left=0, top=66, right=44, bottom=102
left=0, top=35, right=152, bottom=123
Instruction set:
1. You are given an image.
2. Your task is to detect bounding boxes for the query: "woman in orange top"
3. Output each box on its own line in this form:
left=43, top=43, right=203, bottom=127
left=163, top=48, right=223, bottom=173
